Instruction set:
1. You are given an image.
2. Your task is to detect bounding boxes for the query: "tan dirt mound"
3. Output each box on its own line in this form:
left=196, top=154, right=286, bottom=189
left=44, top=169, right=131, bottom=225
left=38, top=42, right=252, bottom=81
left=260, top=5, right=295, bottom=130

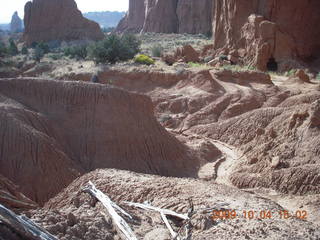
left=0, top=78, right=201, bottom=204
left=30, top=169, right=320, bottom=240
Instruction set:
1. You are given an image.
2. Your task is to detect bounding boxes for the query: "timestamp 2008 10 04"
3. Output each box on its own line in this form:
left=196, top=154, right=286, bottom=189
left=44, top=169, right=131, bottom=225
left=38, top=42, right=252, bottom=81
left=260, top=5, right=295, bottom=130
left=211, top=209, right=308, bottom=220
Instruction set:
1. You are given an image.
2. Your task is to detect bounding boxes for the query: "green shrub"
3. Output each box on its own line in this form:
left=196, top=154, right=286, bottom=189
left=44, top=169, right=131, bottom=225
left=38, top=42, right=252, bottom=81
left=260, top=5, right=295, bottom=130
left=37, top=42, right=50, bottom=54
left=21, top=46, right=28, bottom=55
left=151, top=44, right=163, bottom=57
left=0, top=42, right=7, bottom=56
left=188, top=62, right=202, bottom=68
left=134, top=54, right=155, bottom=65
left=64, top=45, right=88, bottom=59
left=33, top=46, right=44, bottom=62
left=219, top=55, right=228, bottom=61
left=286, top=69, right=296, bottom=77
left=8, top=39, right=18, bottom=56
left=87, top=34, right=141, bottom=64
left=317, top=73, right=320, bottom=81
left=48, top=53, right=63, bottom=60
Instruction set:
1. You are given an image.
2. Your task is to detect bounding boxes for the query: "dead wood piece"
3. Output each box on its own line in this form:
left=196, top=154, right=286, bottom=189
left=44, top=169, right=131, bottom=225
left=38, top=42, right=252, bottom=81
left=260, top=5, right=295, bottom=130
left=0, top=204, right=57, bottom=240
left=82, top=181, right=137, bottom=240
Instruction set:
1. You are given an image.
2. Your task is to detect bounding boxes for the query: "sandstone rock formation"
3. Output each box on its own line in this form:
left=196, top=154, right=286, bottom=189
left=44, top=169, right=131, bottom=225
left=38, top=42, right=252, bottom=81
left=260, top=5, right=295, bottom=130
left=116, top=0, right=146, bottom=33
left=10, top=11, right=23, bottom=33
left=23, top=0, right=104, bottom=45
left=176, top=0, right=213, bottom=35
left=0, top=78, right=200, bottom=204
left=116, top=0, right=213, bottom=34
left=143, top=0, right=179, bottom=33
left=212, top=0, right=320, bottom=71
left=162, top=44, right=200, bottom=65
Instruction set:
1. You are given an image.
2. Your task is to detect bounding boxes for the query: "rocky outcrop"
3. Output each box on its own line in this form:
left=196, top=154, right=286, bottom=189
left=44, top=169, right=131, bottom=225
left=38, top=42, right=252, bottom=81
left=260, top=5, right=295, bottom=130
left=212, top=0, right=320, bottom=71
left=10, top=11, right=23, bottom=33
left=23, top=0, right=104, bottom=45
left=162, top=44, right=200, bottom=65
left=176, top=0, right=213, bottom=35
left=0, top=78, right=199, bottom=204
left=116, top=0, right=212, bottom=34
left=116, top=0, right=146, bottom=33
left=143, top=0, right=179, bottom=33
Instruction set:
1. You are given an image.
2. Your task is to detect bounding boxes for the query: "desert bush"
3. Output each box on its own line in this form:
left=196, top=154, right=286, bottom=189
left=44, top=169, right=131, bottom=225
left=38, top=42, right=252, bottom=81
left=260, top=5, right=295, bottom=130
left=88, top=34, right=141, bottom=64
left=188, top=62, right=202, bottom=68
left=48, top=53, right=63, bottom=60
left=219, top=55, right=228, bottom=61
left=8, top=39, right=18, bottom=56
left=134, top=54, right=155, bottom=65
left=33, top=46, right=44, bottom=62
left=151, top=44, right=163, bottom=57
left=31, top=42, right=50, bottom=54
left=37, top=42, right=50, bottom=54
left=0, top=42, right=7, bottom=57
left=21, top=46, right=28, bottom=55
left=64, top=45, right=88, bottom=59
left=286, top=69, right=296, bottom=77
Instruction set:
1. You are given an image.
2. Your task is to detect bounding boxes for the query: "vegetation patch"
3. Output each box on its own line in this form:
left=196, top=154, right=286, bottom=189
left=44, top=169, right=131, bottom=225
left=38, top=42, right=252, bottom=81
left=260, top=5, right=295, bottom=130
left=88, top=34, right=141, bottom=64
left=134, top=54, right=155, bottom=65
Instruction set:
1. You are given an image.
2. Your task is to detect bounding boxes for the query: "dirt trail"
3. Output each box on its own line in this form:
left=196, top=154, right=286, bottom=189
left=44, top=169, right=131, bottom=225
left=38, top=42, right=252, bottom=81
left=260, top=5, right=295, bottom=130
left=168, top=128, right=245, bottom=185
left=211, top=140, right=240, bottom=184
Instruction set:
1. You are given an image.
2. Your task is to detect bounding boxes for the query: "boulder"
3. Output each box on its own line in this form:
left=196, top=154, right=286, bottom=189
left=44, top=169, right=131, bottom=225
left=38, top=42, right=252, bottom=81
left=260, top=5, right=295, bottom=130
left=295, top=69, right=310, bottom=83
left=162, top=45, right=200, bottom=65
left=23, top=0, right=104, bottom=45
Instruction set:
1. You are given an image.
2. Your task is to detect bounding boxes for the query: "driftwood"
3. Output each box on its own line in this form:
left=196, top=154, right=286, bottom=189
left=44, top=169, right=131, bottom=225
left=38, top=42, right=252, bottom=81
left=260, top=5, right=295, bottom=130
left=0, top=204, right=57, bottom=240
left=82, top=181, right=137, bottom=240
left=124, top=201, right=190, bottom=240
left=124, top=201, right=189, bottom=220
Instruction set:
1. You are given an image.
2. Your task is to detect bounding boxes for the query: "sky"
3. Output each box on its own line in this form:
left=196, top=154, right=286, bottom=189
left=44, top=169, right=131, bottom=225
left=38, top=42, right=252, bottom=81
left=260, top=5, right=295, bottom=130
left=0, top=0, right=129, bottom=23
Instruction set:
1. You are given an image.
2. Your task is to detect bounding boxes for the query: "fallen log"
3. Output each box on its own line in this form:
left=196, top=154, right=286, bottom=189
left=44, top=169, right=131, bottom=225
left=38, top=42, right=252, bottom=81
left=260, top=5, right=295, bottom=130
left=124, top=201, right=189, bottom=220
left=0, top=204, right=57, bottom=240
left=82, top=181, right=137, bottom=240
left=124, top=201, right=190, bottom=240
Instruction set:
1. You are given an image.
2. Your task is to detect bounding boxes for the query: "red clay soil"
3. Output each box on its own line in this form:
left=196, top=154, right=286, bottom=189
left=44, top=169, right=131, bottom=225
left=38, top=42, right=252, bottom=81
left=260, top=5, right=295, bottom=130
left=87, top=67, right=320, bottom=195
left=0, top=174, right=37, bottom=212
left=0, top=78, right=201, bottom=204
left=29, top=169, right=320, bottom=240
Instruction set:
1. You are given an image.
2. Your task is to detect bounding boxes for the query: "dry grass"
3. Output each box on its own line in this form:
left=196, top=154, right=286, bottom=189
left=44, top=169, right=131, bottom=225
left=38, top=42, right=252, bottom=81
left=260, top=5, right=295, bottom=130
left=139, top=33, right=211, bottom=56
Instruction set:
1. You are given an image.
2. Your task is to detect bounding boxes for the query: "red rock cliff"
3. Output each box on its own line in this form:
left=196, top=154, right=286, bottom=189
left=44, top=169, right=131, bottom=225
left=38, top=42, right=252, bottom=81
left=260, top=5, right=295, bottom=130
left=23, top=0, right=104, bottom=45
left=212, top=0, right=320, bottom=71
left=116, top=0, right=213, bottom=35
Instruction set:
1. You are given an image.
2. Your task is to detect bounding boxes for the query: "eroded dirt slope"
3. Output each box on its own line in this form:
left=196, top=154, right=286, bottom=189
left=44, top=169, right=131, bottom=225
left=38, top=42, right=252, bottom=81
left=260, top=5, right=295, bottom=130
left=0, top=78, right=202, bottom=204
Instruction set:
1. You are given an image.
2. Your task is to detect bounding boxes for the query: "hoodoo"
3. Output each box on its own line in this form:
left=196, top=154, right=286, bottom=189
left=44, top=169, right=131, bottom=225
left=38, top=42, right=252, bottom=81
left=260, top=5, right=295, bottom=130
left=23, top=0, right=104, bottom=45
